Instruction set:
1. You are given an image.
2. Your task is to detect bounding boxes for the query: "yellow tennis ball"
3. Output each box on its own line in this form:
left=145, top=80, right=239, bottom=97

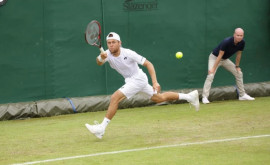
left=176, top=52, right=183, bottom=59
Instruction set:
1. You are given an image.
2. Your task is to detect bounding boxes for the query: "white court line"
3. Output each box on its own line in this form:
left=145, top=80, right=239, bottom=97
left=12, top=134, right=270, bottom=165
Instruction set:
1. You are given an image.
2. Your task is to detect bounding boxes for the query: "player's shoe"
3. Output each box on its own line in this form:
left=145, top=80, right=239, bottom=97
left=239, top=94, right=255, bottom=101
left=202, top=97, right=210, bottom=104
left=188, top=90, right=200, bottom=111
left=85, top=121, right=105, bottom=139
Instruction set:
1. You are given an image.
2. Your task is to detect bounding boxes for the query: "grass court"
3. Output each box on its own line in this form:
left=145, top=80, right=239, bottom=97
left=1, top=97, right=269, bottom=165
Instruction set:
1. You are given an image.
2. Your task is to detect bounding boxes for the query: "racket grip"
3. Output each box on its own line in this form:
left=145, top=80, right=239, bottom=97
left=100, top=47, right=105, bottom=53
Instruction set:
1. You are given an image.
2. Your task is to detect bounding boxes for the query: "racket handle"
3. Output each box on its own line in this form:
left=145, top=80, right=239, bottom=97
left=100, top=47, right=105, bottom=53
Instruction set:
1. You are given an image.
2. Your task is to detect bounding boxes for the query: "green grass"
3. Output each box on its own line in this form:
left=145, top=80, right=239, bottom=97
left=0, top=97, right=270, bottom=165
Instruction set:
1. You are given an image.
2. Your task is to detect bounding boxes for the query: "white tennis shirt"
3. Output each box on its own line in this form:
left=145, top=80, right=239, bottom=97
left=104, top=47, right=146, bottom=78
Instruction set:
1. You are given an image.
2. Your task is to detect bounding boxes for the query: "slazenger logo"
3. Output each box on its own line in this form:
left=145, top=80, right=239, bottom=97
left=123, top=0, right=158, bottom=11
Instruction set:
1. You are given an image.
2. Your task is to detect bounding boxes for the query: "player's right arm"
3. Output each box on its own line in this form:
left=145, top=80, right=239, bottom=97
left=143, top=60, right=161, bottom=93
left=96, top=51, right=107, bottom=66
left=209, top=50, right=224, bottom=74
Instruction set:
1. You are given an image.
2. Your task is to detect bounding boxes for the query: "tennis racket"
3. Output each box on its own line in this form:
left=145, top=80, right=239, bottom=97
left=85, top=20, right=105, bottom=53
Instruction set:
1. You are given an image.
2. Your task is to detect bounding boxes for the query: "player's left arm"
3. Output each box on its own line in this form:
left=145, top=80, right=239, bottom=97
left=143, top=60, right=161, bottom=93
left=235, top=51, right=242, bottom=71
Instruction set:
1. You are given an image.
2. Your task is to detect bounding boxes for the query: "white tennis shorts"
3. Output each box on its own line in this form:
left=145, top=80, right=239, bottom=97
left=119, top=70, right=155, bottom=99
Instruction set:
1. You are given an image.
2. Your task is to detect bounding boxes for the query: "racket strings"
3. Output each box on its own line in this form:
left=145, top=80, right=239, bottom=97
left=85, top=20, right=102, bottom=48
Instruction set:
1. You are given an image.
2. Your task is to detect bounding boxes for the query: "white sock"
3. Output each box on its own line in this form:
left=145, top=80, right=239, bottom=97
left=101, top=117, right=110, bottom=128
left=179, top=93, right=191, bottom=102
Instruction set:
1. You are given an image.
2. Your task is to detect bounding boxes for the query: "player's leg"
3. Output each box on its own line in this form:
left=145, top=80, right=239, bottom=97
left=85, top=76, right=147, bottom=139
left=142, top=84, right=199, bottom=111
left=85, top=89, right=127, bottom=139
left=151, top=92, right=178, bottom=103
left=106, top=90, right=126, bottom=120
left=151, top=91, right=199, bottom=111
left=222, top=59, right=254, bottom=100
left=202, top=53, right=218, bottom=104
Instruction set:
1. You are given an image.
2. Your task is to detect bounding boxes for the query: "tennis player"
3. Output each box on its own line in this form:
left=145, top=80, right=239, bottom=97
left=85, top=32, right=199, bottom=139
left=202, top=28, right=255, bottom=104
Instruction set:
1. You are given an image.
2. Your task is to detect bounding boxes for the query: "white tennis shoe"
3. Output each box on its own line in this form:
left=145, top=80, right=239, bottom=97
left=239, top=94, right=255, bottom=101
left=188, top=90, right=200, bottom=111
left=85, top=121, right=105, bottom=139
left=202, top=97, right=210, bottom=104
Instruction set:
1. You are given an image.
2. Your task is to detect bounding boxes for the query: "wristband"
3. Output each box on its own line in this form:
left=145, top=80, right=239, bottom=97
left=97, top=55, right=104, bottom=63
left=235, top=65, right=240, bottom=68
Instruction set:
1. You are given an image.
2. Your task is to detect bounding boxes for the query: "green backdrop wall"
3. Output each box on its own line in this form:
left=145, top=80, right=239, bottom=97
left=0, top=0, right=269, bottom=104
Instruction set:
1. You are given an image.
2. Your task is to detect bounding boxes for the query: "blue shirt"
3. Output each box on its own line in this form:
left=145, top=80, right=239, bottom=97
left=212, top=37, right=245, bottom=59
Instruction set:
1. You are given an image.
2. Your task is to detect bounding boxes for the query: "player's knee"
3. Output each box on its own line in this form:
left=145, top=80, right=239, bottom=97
left=238, top=71, right=243, bottom=76
left=207, top=74, right=214, bottom=82
left=235, top=71, right=243, bottom=78
left=151, top=94, right=165, bottom=103
left=110, top=92, right=123, bottom=104
left=152, top=98, right=163, bottom=103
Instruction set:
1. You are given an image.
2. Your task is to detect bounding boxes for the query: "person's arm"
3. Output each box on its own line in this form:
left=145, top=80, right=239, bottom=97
left=96, top=51, right=107, bottom=66
left=143, top=60, right=160, bottom=93
left=209, top=50, right=224, bottom=74
left=235, top=51, right=242, bottom=72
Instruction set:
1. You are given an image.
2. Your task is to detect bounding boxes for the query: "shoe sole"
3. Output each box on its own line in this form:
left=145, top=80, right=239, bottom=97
left=239, top=98, right=255, bottom=101
left=202, top=99, right=210, bottom=104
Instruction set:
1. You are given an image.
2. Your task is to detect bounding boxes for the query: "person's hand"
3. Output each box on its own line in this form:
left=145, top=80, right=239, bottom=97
left=153, top=82, right=161, bottom=93
left=208, top=68, right=215, bottom=75
left=100, top=52, right=107, bottom=60
left=236, top=67, right=241, bottom=72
